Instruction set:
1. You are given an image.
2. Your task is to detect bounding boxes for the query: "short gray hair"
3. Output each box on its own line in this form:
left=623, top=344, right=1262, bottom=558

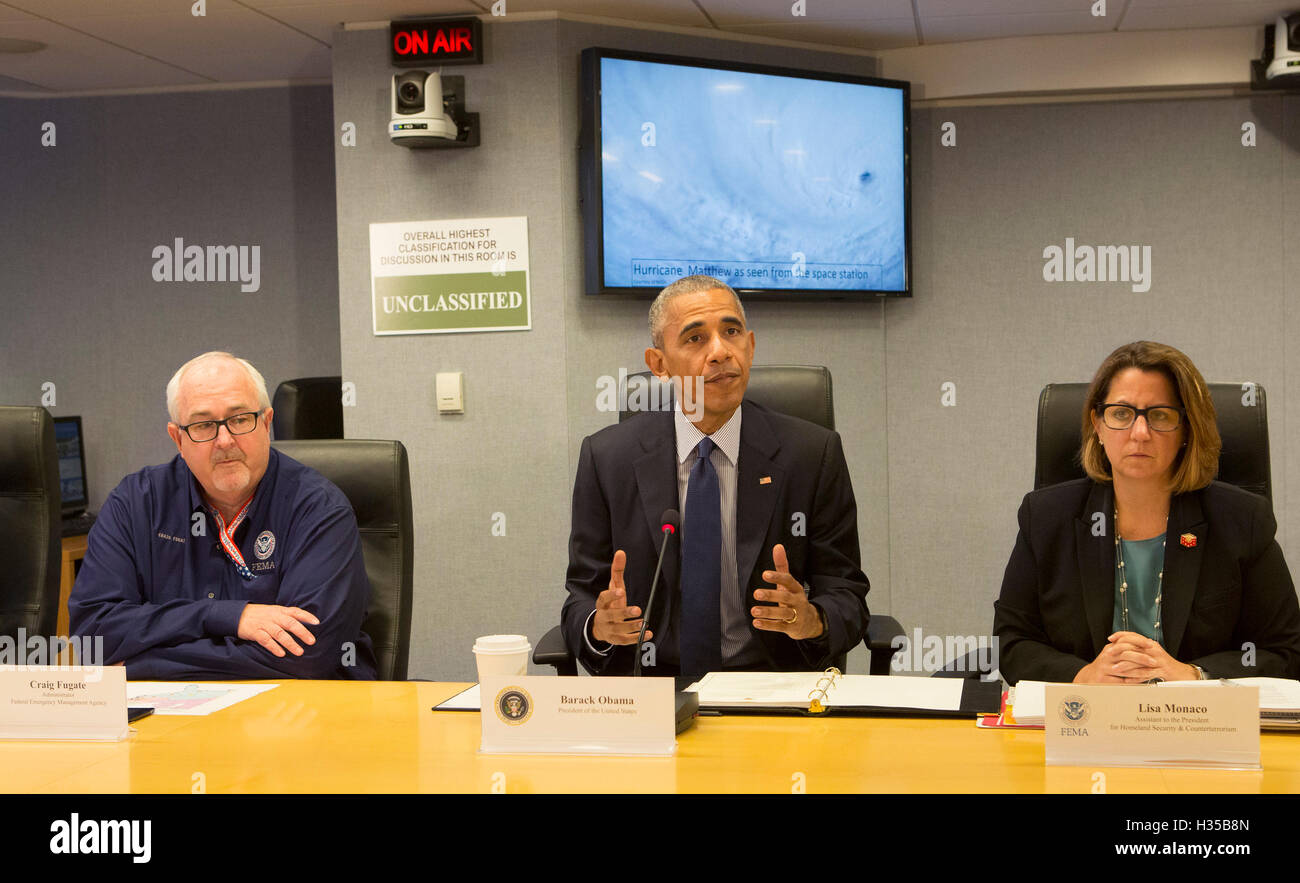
left=166, top=351, right=271, bottom=423
left=648, top=275, right=747, bottom=348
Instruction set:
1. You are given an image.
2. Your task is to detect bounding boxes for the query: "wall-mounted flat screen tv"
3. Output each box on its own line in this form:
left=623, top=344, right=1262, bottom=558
left=580, top=47, right=910, bottom=299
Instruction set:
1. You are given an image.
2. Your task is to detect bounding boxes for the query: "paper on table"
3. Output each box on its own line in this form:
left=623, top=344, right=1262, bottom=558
left=1007, top=681, right=1048, bottom=726
left=1233, top=677, right=1300, bottom=711
left=1159, top=676, right=1300, bottom=713
left=126, top=682, right=278, bottom=716
left=434, top=684, right=480, bottom=711
left=686, top=672, right=815, bottom=703
left=690, top=672, right=965, bottom=712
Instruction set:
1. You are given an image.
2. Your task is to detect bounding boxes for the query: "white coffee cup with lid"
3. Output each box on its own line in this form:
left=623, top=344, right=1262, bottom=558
left=473, top=634, right=531, bottom=681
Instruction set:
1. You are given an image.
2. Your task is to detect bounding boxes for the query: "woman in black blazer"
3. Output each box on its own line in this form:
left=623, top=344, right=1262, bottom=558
left=994, top=341, right=1300, bottom=684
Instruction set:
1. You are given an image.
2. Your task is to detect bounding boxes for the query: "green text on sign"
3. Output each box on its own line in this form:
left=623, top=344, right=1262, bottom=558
left=374, top=271, right=529, bottom=333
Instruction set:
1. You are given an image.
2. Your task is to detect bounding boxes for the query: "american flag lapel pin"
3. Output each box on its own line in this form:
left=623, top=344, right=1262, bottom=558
left=759, top=476, right=772, bottom=485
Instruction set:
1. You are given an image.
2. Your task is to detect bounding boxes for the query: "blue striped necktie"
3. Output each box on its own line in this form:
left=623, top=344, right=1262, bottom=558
left=680, top=437, right=722, bottom=678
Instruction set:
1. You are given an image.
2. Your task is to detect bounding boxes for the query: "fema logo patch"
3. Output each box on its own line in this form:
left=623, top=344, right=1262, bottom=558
left=495, top=687, right=533, bottom=726
left=1058, top=695, right=1091, bottom=725
left=254, top=530, right=276, bottom=560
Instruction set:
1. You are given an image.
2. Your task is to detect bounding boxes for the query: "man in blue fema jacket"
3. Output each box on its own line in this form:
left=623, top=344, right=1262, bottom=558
left=70, top=351, right=376, bottom=679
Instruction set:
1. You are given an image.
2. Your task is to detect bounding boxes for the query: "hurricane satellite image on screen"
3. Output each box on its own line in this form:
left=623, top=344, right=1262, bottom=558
left=599, top=57, right=906, bottom=293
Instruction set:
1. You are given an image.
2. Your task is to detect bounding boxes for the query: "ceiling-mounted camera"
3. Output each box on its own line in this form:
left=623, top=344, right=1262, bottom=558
left=389, top=70, right=479, bottom=148
left=1252, top=11, right=1300, bottom=89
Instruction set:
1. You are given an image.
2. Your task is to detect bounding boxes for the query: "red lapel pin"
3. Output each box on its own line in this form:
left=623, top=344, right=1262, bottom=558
left=1180, top=533, right=1197, bottom=548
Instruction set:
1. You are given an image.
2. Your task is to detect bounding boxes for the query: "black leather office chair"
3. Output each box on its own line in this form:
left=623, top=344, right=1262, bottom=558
left=1035, top=381, right=1270, bottom=499
left=534, top=365, right=903, bottom=676
left=937, top=380, right=1273, bottom=680
left=0, top=406, right=61, bottom=642
left=271, top=376, right=344, bottom=440
left=615, top=365, right=836, bottom=431
left=273, top=440, right=413, bottom=680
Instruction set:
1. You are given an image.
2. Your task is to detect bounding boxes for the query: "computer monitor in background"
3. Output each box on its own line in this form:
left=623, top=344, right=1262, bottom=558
left=53, top=416, right=89, bottom=517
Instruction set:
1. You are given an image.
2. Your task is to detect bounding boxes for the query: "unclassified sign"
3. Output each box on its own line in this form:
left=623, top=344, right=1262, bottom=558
left=369, top=217, right=531, bottom=335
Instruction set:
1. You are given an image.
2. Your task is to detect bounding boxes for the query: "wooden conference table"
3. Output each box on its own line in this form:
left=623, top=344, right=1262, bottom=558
left=4, top=680, right=1300, bottom=794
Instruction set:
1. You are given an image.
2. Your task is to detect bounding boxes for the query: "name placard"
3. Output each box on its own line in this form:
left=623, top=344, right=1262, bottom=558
left=1045, top=684, right=1259, bottom=770
left=479, top=675, right=676, bottom=756
left=0, top=666, right=128, bottom=741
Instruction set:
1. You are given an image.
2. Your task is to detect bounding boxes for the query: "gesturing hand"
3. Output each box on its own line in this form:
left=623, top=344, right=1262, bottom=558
left=591, top=550, right=651, bottom=645
left=237, top=604, right=319, bottom=658
left=752, top=544, right=825, bottom=641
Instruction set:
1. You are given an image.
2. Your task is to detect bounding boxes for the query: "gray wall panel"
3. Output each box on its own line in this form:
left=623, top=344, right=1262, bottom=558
left=1282, top=93, right=1300, bottom=608
left=0, top=86, right=342, bottom=510
left=333, top=23, right=572, bottom=681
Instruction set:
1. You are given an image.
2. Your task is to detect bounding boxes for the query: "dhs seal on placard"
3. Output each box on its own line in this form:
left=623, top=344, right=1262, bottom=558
left=254, top=530, right=276, bottom=560
left=1057, top=695, right=1091, bottom=729
left=495, top=686, right=533, bottom=726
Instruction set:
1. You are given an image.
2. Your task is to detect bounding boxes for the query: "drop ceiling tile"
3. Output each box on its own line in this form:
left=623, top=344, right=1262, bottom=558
left=719, top=17, right=919, bottom=50
left=1122, top=1, right=1293, bottom=30
left=703, top=0, right=913, bottom=26
left=4, top=0, right=190, bottom=16
left=479, top=0, right=712, bottom=27
left=0, top=3, right=40, bottom=23
left=923, top=9, right=1115, bottom=43
left=0, top=71, right=50, bottom=91
left=246, top=0, right=478, bottom=9
left=0, top=18, right=210, bottom=90
left=66, top=0, right=331, bottom=81
left=917, top=0, right=1094, bottom=14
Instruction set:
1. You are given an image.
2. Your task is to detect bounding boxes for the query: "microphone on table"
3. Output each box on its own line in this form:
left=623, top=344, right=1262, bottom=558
left=634, top=508, right=679, bottom=678
left=632, top=508, right=697, bottom=732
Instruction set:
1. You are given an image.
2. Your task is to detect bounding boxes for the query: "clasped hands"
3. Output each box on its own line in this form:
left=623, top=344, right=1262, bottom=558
left=591, top=543, right=824, bottom=644
left=1073, top=631, right=1199, bottom=684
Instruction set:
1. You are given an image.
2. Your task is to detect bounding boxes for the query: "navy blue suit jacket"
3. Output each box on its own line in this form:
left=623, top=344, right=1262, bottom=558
left=70, top=449, right=377, bottom=680
left=561, top=399, right=870, bottom=676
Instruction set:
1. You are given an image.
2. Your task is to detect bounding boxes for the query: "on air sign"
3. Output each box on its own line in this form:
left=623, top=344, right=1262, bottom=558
left=390, top=18, right=483, bottom=66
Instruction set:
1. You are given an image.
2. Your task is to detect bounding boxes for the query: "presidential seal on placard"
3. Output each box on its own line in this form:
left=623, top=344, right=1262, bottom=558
left=495, top=686, right=533, bottom=726
left=254, top=530, right=276, bottom=560
left=1058, top=695, right=1091, bottom=725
